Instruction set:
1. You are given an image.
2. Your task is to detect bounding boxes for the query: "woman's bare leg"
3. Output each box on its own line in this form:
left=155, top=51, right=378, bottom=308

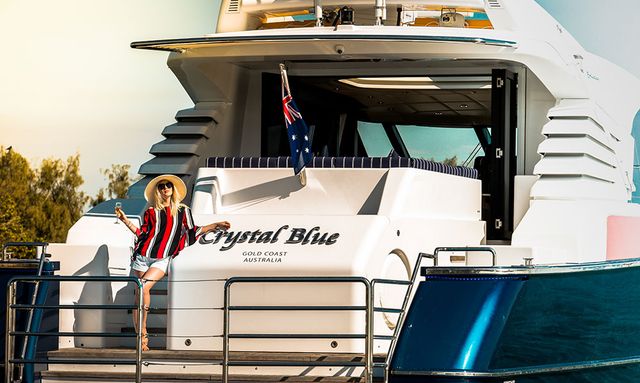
left=137, top=267, right=166, bottom=350
left=132, top=270, right=145, bottom=336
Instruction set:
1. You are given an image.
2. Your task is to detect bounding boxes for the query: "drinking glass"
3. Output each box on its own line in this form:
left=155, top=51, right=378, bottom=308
left=115, top=202, right=122, bottom=224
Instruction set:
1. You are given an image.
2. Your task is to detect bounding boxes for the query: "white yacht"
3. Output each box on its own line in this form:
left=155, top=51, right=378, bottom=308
left=4, top=0, right=640, bottom=382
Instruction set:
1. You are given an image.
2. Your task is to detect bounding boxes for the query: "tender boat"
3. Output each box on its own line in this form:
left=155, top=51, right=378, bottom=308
left=4, top=0, right=640, bottom=382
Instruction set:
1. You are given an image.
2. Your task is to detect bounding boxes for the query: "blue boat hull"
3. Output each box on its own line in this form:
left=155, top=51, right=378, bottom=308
left=389, top=261, right=640, bottom=382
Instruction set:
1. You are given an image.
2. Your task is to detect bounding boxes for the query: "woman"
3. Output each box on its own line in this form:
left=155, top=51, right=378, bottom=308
left=115, top=174, right=230, bottom=350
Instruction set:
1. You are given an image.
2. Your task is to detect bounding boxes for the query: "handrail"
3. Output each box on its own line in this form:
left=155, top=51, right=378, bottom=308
left=223, top=276, right=373, bottom=383
left=3, top=241, right=50, bottom=383
left=383, top=247, right=497, bottom=379
left=433, top=246, right=497, bottom=266
left=5, top=275, right=144, bottom=383
left=2, top=242, right=49, bottom=261
left=383, top=252, right=434, bottom=381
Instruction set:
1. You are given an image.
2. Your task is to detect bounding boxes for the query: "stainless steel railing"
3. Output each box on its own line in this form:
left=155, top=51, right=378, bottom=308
left=5, top=275, right=144, bottom=383
left=383, top=246, right=497, bottom=380
left=2, top=241, right=50, bottom=382
left=3, top=246, right=496, bottom=383
left=223, top=276, right=374, bottom=383
left=381, top=252, right=433, bottom=381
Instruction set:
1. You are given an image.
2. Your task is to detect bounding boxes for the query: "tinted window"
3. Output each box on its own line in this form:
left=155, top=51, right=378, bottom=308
left=397, top=125, right=484, bottom=166
left=357, top=121, right=393, bottom=157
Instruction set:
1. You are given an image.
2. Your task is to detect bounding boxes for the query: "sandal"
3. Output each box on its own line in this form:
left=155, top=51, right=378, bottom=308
left=141, top=333, right=150, bottom=351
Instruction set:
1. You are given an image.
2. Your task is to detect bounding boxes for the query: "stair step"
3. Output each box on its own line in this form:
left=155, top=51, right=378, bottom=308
left=47, top=348, right=386, bottom=362
left=39, top=370, right=374, bottom=382
left=41, top=348, right=386, bottom=382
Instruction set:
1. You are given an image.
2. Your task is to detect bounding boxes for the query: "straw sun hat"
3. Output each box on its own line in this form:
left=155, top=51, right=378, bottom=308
left=144, top=174, right=187, bottom=202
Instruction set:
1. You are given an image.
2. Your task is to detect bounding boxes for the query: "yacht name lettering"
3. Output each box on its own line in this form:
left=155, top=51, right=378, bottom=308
left=199, top=225, right=340, bottom=251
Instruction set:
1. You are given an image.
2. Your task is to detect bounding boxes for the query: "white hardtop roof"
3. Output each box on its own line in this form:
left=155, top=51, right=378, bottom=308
left=131, top=25, right=517, bottom=52
left=238, top=0, right=485, bottom=11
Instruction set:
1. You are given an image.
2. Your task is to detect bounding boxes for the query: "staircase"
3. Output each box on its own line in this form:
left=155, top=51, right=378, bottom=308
left=127, top=105, right=225, bottom=202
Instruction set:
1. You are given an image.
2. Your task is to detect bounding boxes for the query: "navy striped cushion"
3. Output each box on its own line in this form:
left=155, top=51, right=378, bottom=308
left=206, top=156, right=478, bottom=179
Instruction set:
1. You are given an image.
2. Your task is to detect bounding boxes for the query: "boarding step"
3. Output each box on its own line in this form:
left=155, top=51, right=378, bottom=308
left=40, top=348, right=385, bottom=382
left=40, top=370, right=373, bottom=382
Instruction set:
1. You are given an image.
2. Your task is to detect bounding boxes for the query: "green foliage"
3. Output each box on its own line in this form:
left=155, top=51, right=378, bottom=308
left=30, top=155, right=89, bottom=242
left=0, top=191, right=34, bottom=245
left=91, top=188, right=106, bottom=207
left=90, top=164, right=136, bottom=207
left=442, top=155, right=458, bottom=167
left=0, top=147, right=88, bottom=257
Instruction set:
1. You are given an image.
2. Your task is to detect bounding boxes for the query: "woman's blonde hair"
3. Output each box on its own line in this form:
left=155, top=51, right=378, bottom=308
left=152, top=183, right=186, bottom=217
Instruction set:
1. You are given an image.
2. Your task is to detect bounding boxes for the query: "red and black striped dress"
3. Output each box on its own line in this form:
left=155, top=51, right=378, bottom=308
left=133, top=206, right=202, bottom=260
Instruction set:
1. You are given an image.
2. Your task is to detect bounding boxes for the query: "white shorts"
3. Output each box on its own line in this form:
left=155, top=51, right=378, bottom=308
left=131, top=254, right=171, bottom=274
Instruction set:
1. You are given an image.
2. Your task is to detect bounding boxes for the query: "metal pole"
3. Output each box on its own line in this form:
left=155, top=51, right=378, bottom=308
left=385, top=253, right=430, bottom=381
left=5, top=282, right=16, bottom=383
left=374, top=0, right=386, bottom=25
left=365, top=280, right=373, bottom=383
left=314, top=0, right=322, bottom=27
left=422, top=252, right=438, bottom=266
left=223, top=280, right=231, bottom=383
left=135, top=279, right=144, bottom=383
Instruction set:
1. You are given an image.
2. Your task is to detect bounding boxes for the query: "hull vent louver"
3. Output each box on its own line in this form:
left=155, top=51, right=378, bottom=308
left=227, top=0, right=241, bottom=13
left=487, top=0, right=503, bottom=8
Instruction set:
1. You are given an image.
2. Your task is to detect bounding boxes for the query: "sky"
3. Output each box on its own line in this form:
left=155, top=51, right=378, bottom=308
left=1, top=0, right=639, bottom=199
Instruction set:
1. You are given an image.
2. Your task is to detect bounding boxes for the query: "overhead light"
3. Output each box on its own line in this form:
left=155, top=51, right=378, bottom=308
left=338, top=76, right=491, bottom=90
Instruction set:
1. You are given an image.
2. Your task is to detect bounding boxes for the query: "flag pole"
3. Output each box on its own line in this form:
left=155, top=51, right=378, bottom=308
left=299, top=168, right=307, bottom=186
left=280, top=63, right=309, bottom=187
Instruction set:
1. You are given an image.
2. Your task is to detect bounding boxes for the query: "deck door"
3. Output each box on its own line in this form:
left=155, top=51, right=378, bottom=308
left=488, top=69, right=517, bottom=240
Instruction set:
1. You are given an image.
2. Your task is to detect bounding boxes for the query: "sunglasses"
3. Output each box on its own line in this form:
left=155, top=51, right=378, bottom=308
left=157, top=182, right=173, bottom=190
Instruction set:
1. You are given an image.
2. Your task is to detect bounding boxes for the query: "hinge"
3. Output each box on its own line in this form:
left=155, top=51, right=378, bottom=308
left=495, top=148, right=504, bottom=159
left=496, top=78, right=504, bottom=88
left=495, top=219, right=503, bottom=229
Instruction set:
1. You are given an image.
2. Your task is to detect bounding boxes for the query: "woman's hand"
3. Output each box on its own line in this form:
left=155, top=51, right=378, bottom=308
left=116, top=207, right=138, bottom=234
left=215, top=221, right=231, bottom=231
left=204, top=221, right=231, bottom=234
left=115, top=207, right=126, bottom=221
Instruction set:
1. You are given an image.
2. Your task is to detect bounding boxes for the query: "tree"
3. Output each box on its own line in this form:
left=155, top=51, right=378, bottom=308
left=0, top=190, right=34, bottom=251
left=0, top=148, right=36, bottom=256
left=0, top=147, right=88, bottom=256
left=30, top=155, right=89, bottom=242
left=90, top=164, right=136, bottom=207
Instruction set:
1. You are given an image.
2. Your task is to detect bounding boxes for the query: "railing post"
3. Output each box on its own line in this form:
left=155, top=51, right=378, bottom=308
left=365, top=279, right=374, bottom=383
left=223, top=279, right=232, bottom=383
left=5, top=281, right=16, bottom=383
left=314, top=0, right=322, bottom=27
left=135, top=278, right=144, bottom=383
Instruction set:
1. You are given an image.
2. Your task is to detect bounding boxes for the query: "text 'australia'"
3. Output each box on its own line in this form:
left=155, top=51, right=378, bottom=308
left=198, top=225, right=340, bottom=251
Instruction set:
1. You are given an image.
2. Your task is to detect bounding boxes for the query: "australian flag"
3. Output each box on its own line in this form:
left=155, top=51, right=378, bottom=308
left=280, top=64, right=312, bottom=175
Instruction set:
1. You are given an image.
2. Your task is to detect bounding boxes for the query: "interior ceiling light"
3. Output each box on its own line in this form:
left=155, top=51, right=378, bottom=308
left=338, top=76, right=491, bottom=90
